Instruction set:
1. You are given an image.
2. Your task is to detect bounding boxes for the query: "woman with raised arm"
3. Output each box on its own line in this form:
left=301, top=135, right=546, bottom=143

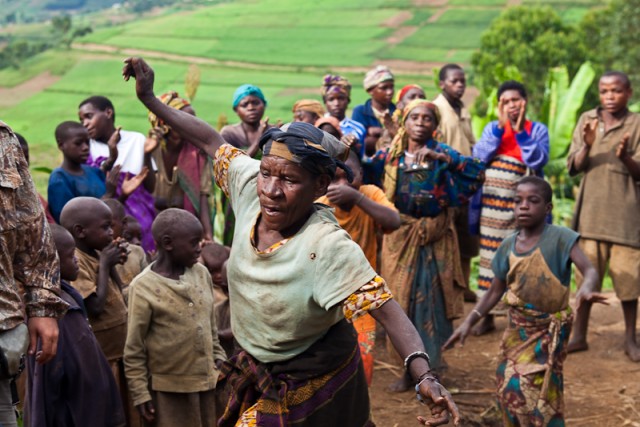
left=123, top=57, right=460, bottom=427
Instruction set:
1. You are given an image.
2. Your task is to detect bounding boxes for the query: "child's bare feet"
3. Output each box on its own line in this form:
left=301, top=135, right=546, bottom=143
left=472, top=315, right=495, bottom=336
left=624, top=340, right=640, bottom=362
left=567, top=339, right=589, bottom=353
left=386, top=374, right=412, bottom=393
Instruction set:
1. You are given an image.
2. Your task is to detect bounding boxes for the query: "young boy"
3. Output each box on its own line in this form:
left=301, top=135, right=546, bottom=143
left=124, top=209, right=226, bottom=427
left=432, top=64, right=478, bottom=303
left=59, top=197, right=132, bottom=420
left=201, top=242, right=233, bottom=358
left=26, top=224, right=125, bottom=427
left=79, top=95, right=157, bottom=252
left=48, top=122, right=119, bottom=223
left=104, top=198, right=148, bottom=302
left=316, top=149, right=400, bottom=385
left=444, top=177, right=606, bottom=426
left=566, top=71, right=640, bottom=362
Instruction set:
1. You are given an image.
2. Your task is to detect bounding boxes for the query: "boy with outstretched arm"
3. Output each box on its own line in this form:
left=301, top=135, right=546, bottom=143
left=444, top=177, right=606, bottom=426
left=566, top=71, right=640, bottom=362
left=317, top=149, right=400, bottom=385
left=124, top=209, right=226, bottom=427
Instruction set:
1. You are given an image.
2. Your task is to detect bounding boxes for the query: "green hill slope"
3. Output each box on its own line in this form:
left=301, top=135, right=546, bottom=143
left=0, top=0, right=605, bottom=193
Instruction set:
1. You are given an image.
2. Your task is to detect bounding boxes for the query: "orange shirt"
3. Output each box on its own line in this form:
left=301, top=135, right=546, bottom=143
left=317, top=185, right=397, bottom=269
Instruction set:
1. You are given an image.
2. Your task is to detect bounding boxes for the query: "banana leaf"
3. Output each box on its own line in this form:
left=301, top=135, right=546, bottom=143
left=546, top=62, right=596, bottom=160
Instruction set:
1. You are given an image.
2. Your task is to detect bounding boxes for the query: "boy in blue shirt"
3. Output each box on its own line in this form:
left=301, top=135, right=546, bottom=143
left=48, top=121, right=119, bottom=222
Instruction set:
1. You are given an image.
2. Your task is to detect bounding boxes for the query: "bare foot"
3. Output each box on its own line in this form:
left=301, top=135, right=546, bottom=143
left=624, top=341, right=640, bottom=362
left=386, top=375, right=412, bottom=393
left=472, top=315, right=495, bottom=336
left=567, top=339, right=589, bottom=353
left=463, top=288, right=477, bottom=303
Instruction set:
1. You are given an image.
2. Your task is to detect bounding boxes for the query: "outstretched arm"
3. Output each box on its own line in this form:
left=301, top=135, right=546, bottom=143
left=324, top=185, right=401, bottom=231
left=122, top=57, right=225, bottom=158
left=443, top=277, right=506, bottom=349
left=571, top=243, right=608, bottom=309
left=356, top=195, right=401, bottom=231
left=371, top=300, right=460, bottom=426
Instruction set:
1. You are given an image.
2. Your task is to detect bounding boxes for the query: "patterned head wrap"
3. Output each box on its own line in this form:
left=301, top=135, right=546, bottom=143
left=232, top=84, right=267, bottom=109
left=388, top=99, right=440, bottom=159
left=314, top=116, right=343, bottom=138
left=260, top=122, right=353, bottom=182
left=292, top=99, right=325, bottom=118
left=148, top=91, right=191, bottom=135
left=395, top=84, right=425, bottom=104
left=385, top=99, right=441, bottom=202
left=400, top=99, right=440, bottom=126
left=363, top=65, right=394, bottom=91
left=321, top=74, right=352, bottom=98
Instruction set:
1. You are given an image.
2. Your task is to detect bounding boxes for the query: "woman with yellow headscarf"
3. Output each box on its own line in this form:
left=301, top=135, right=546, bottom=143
left=147, top=91, right=213, bottom=240
left=379, top=99, right=485, bottom=392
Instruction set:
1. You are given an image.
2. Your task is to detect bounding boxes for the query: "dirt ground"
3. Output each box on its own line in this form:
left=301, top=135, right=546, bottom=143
left=370, top=292, right=640, bottom=426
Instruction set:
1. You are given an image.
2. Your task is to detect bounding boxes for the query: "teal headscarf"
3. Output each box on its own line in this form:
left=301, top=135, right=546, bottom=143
left=232, top=84, right=267, bottom=109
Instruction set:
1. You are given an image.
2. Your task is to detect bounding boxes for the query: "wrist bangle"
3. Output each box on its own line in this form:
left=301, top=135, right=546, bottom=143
left=404, top=351, right=431, bottom=372
left=472, top=309, right=483, bottom=318
left=415, top=373, right=440, bottom=404
left=356, top=193, right=365, bottom=205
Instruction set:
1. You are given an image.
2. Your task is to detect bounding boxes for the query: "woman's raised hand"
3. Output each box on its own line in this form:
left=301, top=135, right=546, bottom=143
left=123, top=57, right=156, bottom=101
left=497, top=98, right=507, bottom=129
left=414, top=146, right=450, bottom=166
left=121, top=167, right=150, bottom=197
left=514, top=100, right=527, bottom=133
left=144, top=127, right=163, bottom=154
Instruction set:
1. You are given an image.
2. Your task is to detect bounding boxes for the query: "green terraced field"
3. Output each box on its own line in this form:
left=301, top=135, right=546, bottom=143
left=0, top=54, right=438, bottom=193
left=0, top=0, right=607, bottom=194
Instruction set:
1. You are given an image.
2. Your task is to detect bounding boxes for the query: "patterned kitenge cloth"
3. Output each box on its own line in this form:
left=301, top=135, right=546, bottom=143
left=477, top=155, right=527, bottom=292
left=219, top=320, right=374, bottom=427
left=492, top=225, right=579, bottom=426
left=380, top=119, right=485, bottom=369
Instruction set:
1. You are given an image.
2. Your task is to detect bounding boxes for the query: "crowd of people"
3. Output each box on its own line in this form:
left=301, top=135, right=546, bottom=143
left=0, top=55, right=637, bottom=427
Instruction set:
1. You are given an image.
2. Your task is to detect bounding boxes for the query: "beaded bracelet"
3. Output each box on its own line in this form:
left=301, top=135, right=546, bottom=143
left=403, top=351, right=431, bottom=371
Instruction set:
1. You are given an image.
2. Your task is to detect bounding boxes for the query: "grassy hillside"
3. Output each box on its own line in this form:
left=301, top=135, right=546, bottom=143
left=0, top=53, right=439, bottom=192
left=0, top=0, right=606, bottom=193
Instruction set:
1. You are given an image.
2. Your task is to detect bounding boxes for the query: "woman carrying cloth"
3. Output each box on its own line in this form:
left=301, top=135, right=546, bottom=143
left=147, top=91, right=213, bottom=241
left=123, top=57, right=460, bottom=427
left=380, top=99, right=485, bottom=392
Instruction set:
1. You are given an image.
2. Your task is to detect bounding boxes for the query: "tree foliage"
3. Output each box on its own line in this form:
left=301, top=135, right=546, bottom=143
left=581, top=0, right=640, bottom=95
left=471, top=6, right=587, bottom=114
